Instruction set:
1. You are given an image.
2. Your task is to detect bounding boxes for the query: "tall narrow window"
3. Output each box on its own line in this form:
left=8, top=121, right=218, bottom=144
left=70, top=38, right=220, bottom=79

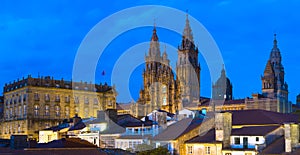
left=23, top=94, right=27, bottom=102
left=162, top=85, right=167, bottom=105
left=84, top=108, right=89, bottom=118
left=18, top=106, right=22, bottom=117
left=94, top=98, right=98, bottom=105
left=23, top=105, right=27, bottom=116
left=187, top=146, right=193, bottom=154
left=205, top=146, right=211, bottom=154
left=75, top=106, right=79, bottom=114
left=34, top=93, right=39, bottom=101
left=45, top=94, right=50, bottom=101
left=45, top=105, right=50, bottom=116
left=55, top=105, right=60, bottom=116
left=65, top=96, right=70, bottom=103
left=84, top=97, right=89, bottom=104
left=74, top=96, right=79, bottom=104
left=65, top=106, right=70, bottom=117
left=34, top=105, right=39, bottom=116
left=55, top=95, right=60, bottom=102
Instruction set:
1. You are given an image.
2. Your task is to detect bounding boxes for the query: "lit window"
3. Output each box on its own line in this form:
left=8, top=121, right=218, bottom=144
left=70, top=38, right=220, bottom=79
left=65, top=106, right=70, bottom=117
left=45, top=94, right=50, bottom=101
left=65, top=96, right=70, bottom=103
left=108, top=100, right=112, bottom=106
left=94, top=98, right=98, bottom=105
left=205, top=146, right=211, bottom=154
left=187, top=146, right=193, bottom=154
left=23, top=105, right=27, bottom=116
left=84, top=108, right=89, bottom=118
left=34, top=105, right=39, bottom=116
left=45, top=105, right=50, bottom=116
left=74, top=96, right=79, bottom=104
left=55, top=95, right=60, bottom=102
left=55, top=105, right=60, bottom=116
left=75, top=106, right=79, bottom=114
left=84, top=97, right=89, bottom=104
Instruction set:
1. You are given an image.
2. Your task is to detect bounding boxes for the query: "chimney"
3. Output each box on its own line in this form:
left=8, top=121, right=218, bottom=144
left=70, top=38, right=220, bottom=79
left=97, top=109, right=118, bottom=123
left=72, top=114, right=82, bottom=125
left=105, top=109, right=118, bottom=123
left=215, top=112, right=232, bottom=148
left=284, top=123, right=299, bottom=153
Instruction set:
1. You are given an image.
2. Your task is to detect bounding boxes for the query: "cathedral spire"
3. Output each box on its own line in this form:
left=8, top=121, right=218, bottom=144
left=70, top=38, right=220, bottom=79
left=183, top=12, right=193, bottom=42
left=151, top=21, right=158, bottom=41
left=221, top=64, right=226, bottom=78
left=273, top=33, right=277, bottom=48
left=148, top=23, right=160, bottom=57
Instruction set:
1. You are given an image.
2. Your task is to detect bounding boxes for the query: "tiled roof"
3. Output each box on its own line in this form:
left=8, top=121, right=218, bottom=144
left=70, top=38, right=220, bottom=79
left=44, top=123, right=70, bottom=132
left=153, top=118, right=203, bottom=141
left=68, top=121, right=86, bottom=131
left=261, top=136, right=285, bottom=154
left=84, top=118, right=107, bottom=125
left=117, top=114, right=153, bottom=127
left=99, top=122, right=125, bottom=134
left=185, top=129, right=217, bottom=143
left=157, top=109, right=175, bottom=118
left=229, top=110, right=299, bottom=125
left=231, top=126, right=280, bottom=136
left=36, top=138, right=97, bottom=148
left=5, top=148, right=106, bottom=155
left=116, top=135, right=152, bottom=139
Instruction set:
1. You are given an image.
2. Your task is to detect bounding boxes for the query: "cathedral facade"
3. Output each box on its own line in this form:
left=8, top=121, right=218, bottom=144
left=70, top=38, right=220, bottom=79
left=131, top=15, right=201, bottom=117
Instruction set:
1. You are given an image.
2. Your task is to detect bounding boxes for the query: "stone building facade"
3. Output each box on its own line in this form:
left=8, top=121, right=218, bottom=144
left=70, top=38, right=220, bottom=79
left=0, top=75, right=116, bottom=139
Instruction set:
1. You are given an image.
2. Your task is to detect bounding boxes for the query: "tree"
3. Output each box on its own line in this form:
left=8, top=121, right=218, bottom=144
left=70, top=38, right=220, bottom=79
left=137, top=146, right=170, bottom=155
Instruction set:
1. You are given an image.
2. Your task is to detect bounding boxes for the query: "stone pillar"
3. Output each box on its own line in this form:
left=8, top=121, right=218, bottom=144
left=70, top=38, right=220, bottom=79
left=284, top=123, right=299, bottom=153
left=215, top=112, right=232, bottom=148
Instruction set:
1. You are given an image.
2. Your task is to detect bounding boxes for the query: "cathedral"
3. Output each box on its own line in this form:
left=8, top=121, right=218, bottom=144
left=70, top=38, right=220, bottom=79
left=131, top=14, right=201, bottom=117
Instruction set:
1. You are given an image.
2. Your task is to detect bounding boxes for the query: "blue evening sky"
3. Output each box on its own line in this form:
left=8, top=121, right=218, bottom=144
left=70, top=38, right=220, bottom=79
left=1, top=0, right=300, bottom=103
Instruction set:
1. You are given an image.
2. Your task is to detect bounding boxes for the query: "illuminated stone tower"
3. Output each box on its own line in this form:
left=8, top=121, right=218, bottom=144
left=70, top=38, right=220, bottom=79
left=134, top=25, right=180, bottom=116
left=176, top=14, right=201, bottom=105
left=261, top=34, right=290, bottom=113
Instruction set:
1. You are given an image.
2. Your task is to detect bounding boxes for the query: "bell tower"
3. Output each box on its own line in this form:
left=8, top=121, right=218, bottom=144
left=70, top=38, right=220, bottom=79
left=176, top=13, right=201, bottom=105
left=261, top=34, right=290, bottom=113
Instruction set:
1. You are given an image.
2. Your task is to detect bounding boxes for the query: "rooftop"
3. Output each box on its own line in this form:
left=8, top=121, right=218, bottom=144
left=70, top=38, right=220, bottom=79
left=185, top=129, right=218, bottom=143
left=4, top=75, right=113, bottom=93
left=228, top=109, right=299, bottom=125
left=153, top=117, right=203, bottom=141
left=261, top=136, right=285, bottom=154
left=231, top=125, right=280, bottom=136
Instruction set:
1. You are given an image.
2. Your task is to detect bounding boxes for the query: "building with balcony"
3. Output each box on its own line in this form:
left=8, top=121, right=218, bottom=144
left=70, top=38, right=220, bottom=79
left=0, top=75, right=116, bottom=139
